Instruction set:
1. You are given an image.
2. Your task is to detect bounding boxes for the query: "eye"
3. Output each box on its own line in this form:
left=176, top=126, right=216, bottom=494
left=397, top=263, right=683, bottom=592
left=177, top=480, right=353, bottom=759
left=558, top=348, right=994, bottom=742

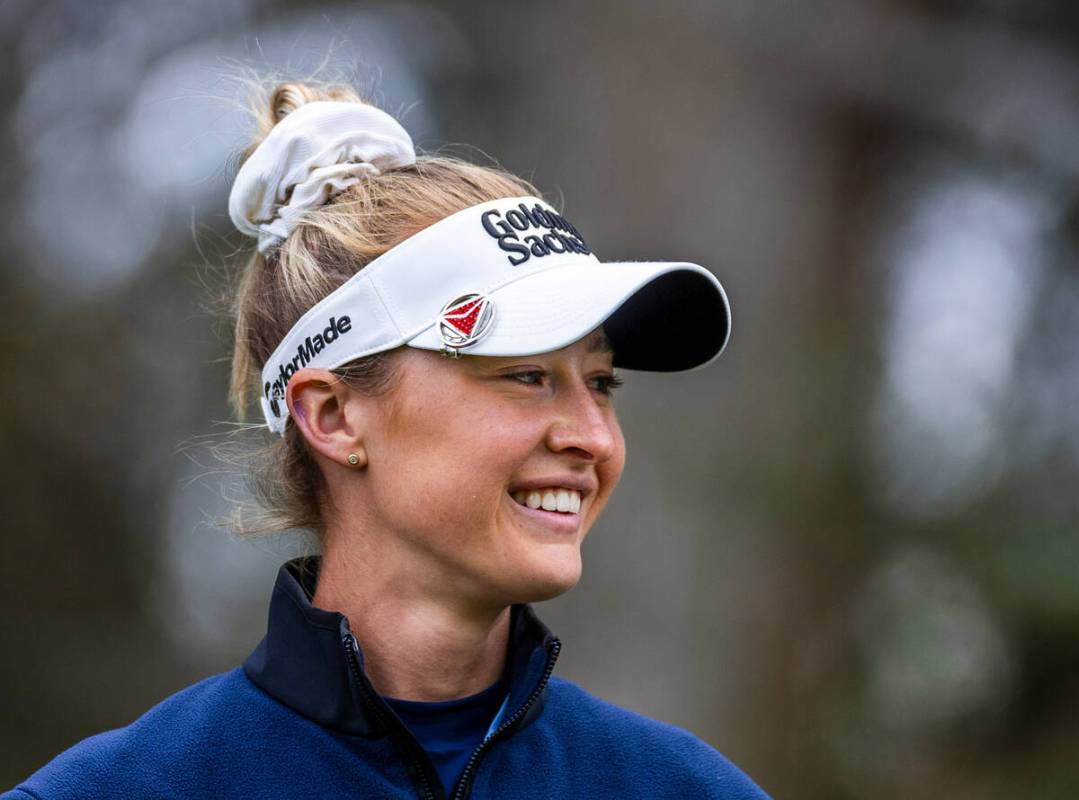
left=508, top=370, right=546, bottom=387
left=593, top=373, right=625, bottom=396
left=506, top=370, right=624, bottom=396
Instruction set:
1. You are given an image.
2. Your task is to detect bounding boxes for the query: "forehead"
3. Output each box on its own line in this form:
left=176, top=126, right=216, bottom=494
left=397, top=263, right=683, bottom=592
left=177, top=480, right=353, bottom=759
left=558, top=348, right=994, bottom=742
left=446, top=327, right=615, bottom=371
left=492, top=327, right=615, bottom=361
left=389, top=326, right=611, bottom=401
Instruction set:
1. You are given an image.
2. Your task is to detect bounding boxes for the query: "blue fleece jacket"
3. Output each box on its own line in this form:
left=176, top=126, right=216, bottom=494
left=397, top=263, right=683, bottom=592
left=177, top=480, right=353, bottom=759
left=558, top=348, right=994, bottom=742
left=3, top=556, right=770, bottom=800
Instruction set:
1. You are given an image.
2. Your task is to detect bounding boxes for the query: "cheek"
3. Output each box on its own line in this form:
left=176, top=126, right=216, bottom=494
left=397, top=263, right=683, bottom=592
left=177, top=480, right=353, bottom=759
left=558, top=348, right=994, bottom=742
left=604, top=425, right=630, bottom=485
left=612, top=424, right=627, bottom=477
left=379, top=390, right=539, bottom=526
left=591, top=423, right=627, bottom=514
left=601, top=419, right=627, bottom=481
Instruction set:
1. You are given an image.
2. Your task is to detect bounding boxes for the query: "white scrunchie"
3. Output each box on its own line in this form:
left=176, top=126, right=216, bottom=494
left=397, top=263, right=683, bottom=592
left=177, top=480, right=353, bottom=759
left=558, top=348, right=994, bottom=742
left=228, top=100, right=417, bottom=255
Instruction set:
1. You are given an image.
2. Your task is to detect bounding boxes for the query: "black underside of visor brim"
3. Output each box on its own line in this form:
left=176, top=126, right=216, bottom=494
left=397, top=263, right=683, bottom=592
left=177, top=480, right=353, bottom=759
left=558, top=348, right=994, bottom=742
left=602, top=269, right=730, bottom=372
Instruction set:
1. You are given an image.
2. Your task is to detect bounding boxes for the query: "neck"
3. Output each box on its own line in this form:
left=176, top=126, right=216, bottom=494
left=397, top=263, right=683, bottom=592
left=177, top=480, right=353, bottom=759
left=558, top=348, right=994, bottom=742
left=311, top=541, right=511, bottom=702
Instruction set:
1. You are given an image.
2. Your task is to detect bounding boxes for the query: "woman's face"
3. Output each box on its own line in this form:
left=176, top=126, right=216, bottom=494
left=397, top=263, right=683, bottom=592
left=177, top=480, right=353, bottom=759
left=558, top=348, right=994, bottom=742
left=356, top=326, right=626, bottom=608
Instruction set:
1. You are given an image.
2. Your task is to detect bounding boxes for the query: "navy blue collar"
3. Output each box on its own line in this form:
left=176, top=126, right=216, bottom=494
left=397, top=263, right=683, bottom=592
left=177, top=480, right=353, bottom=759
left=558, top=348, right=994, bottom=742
left=243, top=555, right=562, bottom=740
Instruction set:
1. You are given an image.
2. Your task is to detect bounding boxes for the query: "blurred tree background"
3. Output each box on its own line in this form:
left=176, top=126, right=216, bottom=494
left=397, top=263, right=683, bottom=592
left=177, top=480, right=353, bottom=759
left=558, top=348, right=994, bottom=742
left=2, top=0, right=1078, bottom=797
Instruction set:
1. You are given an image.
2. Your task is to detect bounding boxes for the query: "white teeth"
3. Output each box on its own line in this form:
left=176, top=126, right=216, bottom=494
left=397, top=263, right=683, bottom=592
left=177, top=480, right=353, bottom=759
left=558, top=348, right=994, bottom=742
left=511, top=488, right=582, bottom=514
left=556, top=490, right=571, bottom=512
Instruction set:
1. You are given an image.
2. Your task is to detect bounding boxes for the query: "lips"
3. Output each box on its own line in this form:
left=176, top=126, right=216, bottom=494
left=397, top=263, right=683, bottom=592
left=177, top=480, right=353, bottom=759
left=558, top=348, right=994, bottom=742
left=510, top=488, right=582, bottom=514
left=507, top=476, right=597, bottom=497
left=506, top=491, right=580, bottom=533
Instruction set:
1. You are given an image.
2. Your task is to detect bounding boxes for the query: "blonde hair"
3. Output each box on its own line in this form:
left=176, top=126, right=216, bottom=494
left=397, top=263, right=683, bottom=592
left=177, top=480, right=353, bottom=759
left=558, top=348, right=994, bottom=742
left=221, top=80, right=542, bottom=539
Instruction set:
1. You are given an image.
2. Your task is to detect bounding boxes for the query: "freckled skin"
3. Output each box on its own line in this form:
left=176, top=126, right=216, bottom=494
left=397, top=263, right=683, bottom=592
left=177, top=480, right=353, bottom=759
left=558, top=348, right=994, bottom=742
left=356, top=326, right=626, bottom=609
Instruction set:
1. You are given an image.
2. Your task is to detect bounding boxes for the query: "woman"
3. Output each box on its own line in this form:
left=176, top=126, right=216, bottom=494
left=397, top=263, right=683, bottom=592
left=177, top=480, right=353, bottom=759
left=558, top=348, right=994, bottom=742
left=2, top=83, right=769, bottom=799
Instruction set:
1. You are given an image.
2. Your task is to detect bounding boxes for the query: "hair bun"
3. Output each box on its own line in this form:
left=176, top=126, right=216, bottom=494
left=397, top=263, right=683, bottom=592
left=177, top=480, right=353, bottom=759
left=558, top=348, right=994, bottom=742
left=230, top=94, right=417, bottom=255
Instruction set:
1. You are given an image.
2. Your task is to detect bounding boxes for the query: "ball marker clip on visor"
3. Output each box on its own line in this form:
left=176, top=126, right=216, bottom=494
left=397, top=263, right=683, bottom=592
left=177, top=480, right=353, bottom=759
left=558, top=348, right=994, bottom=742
left=259, top=195, right=732, bottom=435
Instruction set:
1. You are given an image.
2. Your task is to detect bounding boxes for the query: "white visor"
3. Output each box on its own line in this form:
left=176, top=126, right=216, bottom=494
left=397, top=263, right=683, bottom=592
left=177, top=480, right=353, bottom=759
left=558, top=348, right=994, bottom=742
left=259, top=195, right=731, bottom=434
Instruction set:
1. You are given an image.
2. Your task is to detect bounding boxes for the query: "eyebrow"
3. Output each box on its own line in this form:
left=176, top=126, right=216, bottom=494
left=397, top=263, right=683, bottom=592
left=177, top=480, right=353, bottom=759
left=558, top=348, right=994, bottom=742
left=587, top=331, right=616, bottom=355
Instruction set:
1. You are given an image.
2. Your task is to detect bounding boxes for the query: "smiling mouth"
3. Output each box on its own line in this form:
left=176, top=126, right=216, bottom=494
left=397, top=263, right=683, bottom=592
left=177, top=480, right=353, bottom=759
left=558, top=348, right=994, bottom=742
left=506, top=491, right=581, bottom=532
left=508, top=488, right=582, bottom=514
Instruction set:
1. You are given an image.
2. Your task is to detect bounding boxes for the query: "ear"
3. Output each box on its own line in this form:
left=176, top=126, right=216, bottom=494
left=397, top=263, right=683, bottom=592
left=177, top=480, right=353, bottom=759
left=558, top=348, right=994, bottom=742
left=286, top=368, right=368, bottom=468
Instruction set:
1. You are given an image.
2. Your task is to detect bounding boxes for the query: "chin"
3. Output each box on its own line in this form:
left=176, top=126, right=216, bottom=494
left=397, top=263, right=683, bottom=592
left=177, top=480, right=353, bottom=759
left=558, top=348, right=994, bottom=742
left=510, top=555, right=583, bottom=603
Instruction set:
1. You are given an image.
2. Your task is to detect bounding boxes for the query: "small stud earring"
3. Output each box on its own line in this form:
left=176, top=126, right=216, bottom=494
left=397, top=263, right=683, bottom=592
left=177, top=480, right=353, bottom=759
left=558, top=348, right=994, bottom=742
left=347, top=453, right=360, bottom=466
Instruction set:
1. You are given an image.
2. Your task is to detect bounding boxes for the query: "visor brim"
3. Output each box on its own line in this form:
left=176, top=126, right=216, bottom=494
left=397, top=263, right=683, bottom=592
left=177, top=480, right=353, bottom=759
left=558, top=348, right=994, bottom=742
left=404, top=260, right=731, bottom=371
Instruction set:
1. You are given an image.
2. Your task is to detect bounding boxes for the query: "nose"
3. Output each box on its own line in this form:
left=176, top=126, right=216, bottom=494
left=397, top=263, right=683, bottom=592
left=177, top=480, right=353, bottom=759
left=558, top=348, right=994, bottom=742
left=544, top=379, right=619, bottom=464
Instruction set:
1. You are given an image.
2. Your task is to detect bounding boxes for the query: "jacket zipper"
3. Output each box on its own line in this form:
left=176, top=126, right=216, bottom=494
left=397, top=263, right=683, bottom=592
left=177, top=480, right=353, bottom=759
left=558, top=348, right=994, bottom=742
left=343, top=633, right=439, bottom=800
left=449, top=638, right=562, bottom=800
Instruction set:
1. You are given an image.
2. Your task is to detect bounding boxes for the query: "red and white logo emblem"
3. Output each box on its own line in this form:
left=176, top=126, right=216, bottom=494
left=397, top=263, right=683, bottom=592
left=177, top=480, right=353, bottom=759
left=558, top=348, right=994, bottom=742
left=438, top=292, right=495, bottom=355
